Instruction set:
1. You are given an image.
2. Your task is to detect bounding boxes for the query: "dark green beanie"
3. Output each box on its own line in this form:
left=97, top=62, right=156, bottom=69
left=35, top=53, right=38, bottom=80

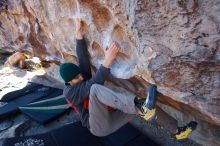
left=59, top=63, right=81, bottom=82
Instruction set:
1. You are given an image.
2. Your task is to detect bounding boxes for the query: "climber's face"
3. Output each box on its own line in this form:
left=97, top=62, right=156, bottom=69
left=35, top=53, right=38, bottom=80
left=68, top=74, right=84, bottom=85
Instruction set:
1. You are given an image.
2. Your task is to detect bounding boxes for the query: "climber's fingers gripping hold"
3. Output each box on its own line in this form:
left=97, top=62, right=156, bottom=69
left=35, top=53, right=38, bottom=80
left=108, top=42, right=120, bottom=57
left=103, top=42, right=120, bottom=68
left=75, top=18, right=82, bottom=33
left=75, top=18, right=83, bottom=39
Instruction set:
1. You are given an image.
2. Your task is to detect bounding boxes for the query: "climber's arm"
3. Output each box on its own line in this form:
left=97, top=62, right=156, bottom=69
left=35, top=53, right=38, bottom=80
left=75, top=18, right=83, bottom=40
left=75, top=18, right=92, bottom=80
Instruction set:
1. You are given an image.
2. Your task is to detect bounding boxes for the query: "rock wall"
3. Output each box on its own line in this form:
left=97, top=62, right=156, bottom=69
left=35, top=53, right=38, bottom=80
left=0, top=0, right=220, bottom=145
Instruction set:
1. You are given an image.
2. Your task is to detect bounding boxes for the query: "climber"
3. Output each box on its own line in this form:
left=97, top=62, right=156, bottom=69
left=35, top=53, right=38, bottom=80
left=59, top=18, right=158, bottom=136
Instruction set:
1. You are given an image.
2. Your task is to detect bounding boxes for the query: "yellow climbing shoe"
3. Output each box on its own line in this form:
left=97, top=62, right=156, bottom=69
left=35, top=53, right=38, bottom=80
left=141, top=108, right=156, bottom=122
left=175, top=121, right=198, bottom=140
left=176, top=127, right=192, bottom=140
left=136, top=85, right=157, bottom=122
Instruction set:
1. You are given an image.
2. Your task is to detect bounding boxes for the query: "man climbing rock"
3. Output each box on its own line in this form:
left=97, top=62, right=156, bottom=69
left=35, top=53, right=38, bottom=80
left=59, top=18, right=158, bottom=136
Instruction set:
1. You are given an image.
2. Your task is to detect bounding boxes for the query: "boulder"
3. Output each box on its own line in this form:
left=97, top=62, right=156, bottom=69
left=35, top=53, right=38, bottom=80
left=0, top=0, right=220, bottom=145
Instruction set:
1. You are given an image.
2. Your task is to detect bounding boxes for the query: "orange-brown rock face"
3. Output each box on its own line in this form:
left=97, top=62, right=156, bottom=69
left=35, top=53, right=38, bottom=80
left=0, top=0, right=220, bottom=145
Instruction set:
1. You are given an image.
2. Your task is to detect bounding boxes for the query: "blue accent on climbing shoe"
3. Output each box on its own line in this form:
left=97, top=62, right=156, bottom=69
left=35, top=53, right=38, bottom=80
left=146, top=85, right=157, bottom=110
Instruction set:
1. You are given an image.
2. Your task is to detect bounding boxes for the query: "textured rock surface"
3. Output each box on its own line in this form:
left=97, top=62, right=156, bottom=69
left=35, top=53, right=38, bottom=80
left=0, top=0, right=220, bottom=145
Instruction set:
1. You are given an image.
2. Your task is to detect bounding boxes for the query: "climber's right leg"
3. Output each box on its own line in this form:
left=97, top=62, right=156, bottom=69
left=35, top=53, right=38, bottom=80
left=134, top=85, right=158, bottom=121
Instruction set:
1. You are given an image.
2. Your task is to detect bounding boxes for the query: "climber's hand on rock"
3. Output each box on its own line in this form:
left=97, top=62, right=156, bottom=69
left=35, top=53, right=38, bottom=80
left=75, top=18, right=82, bottom=32
left=75, top=18, right=83, bottom=39
left=103, top=42, right=120, bottom=68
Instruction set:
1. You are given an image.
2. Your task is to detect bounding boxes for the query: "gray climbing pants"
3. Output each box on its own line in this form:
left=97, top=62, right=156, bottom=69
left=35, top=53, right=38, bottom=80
left=88, top=84, right=139, bottom=137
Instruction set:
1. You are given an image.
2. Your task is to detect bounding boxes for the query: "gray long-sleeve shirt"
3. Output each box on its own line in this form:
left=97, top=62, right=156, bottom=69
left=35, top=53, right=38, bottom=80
left=63, top=39, right=110, bottom=127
